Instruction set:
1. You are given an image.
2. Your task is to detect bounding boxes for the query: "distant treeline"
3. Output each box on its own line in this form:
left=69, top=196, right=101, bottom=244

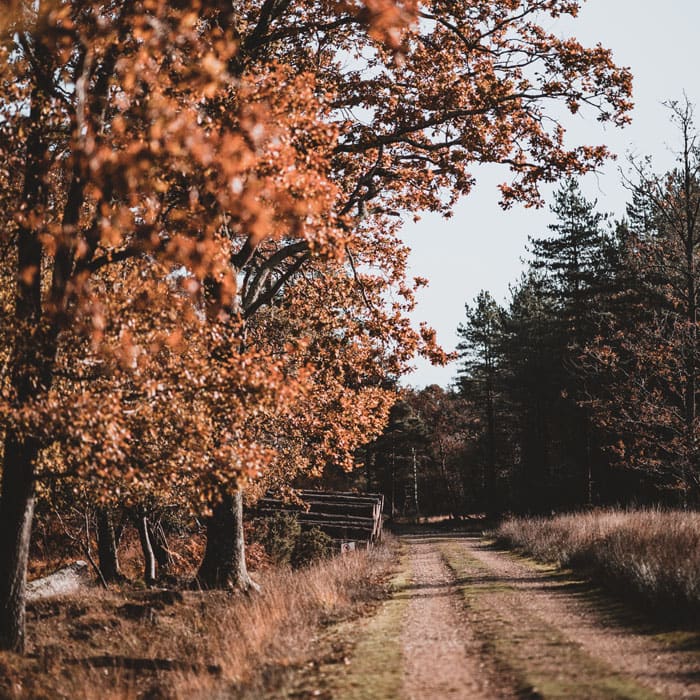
left=363, top=100, right=700, bottom=516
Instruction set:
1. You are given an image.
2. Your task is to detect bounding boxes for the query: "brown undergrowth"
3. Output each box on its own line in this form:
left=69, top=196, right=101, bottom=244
left=495, top=509, right=700, bottom=618
left=0, top=540, right=396, bottom=700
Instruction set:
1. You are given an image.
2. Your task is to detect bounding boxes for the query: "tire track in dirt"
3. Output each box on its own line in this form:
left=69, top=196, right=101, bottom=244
left=329, top=531, right=700, bottom=699
left=441, top=532, right=700, bottom=700
left=399, top=536, right=496, bottom=700
left=328, top=534, right=507, bottom=700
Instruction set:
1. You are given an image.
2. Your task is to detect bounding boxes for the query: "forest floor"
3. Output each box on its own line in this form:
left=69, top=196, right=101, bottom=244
left=0, top=545, right=395, bottom=700
left=4, top=526, right=700, bottom=699
left=288, top=524, right=700, bottom=700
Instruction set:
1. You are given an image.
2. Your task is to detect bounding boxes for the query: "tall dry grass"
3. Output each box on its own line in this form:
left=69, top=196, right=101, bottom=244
left=495, top=510, right=700, bottom=614
left=169, top=545, right=394, bottom=698
left=2, top=541, right=396, bottom=699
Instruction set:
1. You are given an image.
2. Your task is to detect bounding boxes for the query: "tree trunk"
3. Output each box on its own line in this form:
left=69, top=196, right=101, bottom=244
left=0, top=434, right=38, bottom=653
left=0, top=79, right=54, bottom=653
left=485, top=382, right=498, bottom=518
left=148, top=519, right=174, bottom=577
left=583, top=410, right=593, bottom=507
left=196, top=491, right=258, bottom=591
left=136, top=515, right=157, bottom=587
left=96, top=509, right=123, bottom=583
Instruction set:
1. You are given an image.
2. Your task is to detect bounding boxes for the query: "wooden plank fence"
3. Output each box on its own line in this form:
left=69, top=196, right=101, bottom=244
left=253, top=490, right=385, bottom=548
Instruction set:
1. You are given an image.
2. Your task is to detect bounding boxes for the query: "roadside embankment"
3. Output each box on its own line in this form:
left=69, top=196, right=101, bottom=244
left=494, top=509, right=700, bottom=617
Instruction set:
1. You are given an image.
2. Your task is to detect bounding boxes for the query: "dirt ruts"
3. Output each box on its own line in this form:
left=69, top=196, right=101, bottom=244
left=448, top=532, right=700, bottom=699
left=331, top=530, right=700, bottom=700
left=400, top=539, right=492, bottom=699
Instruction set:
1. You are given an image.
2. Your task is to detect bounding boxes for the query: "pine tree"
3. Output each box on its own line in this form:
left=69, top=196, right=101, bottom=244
left=368, top=400, right=429, bottom=518
left=456, top=291, right=508, bottom=515
left=529, top=177, right=611, bottom=345
left=527, top=178, right=614, bottom=505
left=502, top=273, right=562, bottom=512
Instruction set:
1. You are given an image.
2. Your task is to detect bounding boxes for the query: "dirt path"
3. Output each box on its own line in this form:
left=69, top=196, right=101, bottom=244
left=331, top=531, right=700, bottom=700
left=400, top=537, right=493, bottom=700
left=442, top=532, right=700, bottom=699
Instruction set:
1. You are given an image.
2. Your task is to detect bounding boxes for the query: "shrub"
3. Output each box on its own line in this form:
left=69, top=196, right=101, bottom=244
left=292, top=527, right=334, bottom=569
left=260, top=512, right=301, bottom=565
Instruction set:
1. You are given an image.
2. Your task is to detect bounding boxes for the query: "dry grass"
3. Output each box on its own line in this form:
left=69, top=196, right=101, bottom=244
left=0, top=541, right=396, bottom=700
left=494, top=509, right=700, bottom=615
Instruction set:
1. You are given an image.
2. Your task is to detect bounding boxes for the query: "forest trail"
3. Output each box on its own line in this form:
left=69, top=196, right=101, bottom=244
left=399, top=538, right=492, bottom=700
left=331, top=530, right=700, bottom=700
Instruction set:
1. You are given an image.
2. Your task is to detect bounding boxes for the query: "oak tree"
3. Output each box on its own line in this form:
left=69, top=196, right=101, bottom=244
left=0, top=0, right=631, bottom=651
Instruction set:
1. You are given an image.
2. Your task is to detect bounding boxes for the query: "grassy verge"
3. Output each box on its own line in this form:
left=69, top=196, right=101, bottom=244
left=440, top=542, right=660, bottom=700
left=494, top=509, right=700, bottom=618
left=326, top=545, right=409, bottom=700
left=0, top=544, right=397, bottom=700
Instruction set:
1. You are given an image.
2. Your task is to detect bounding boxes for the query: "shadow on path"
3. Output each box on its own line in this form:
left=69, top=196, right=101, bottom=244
left=396, top=523, right=700, bottom=648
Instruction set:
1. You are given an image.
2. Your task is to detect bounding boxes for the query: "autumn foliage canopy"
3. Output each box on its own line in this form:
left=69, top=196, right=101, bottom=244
left=0, top=0, right=631, bottom=651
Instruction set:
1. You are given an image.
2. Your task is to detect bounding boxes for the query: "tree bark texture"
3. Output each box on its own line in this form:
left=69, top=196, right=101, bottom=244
left=0, top=81, right=53, bottom=652
left=96, top=509, right=123, bottom=583
left=0, top=435, right=38, bottom=652
left=148, top=520, right=174, bottom=577
left=196, top=491, right=257, bottom=591
left=136, top=515, right=157, bottom=587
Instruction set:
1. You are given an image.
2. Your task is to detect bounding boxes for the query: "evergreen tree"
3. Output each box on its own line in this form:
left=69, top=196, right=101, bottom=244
left=456, top=291, right=509, bottom=514
left=367, top=399, right=429, bottom=518
left=529, top=177, right=611, bottom=344
left=584, top=100, right=700, bottom=501
left=527, top=179, right=614, bottom=505
left=502, top=273, right=562, bottom=511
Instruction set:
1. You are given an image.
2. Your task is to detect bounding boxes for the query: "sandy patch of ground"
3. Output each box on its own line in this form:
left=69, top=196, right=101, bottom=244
left=400, top=536, right=495, bottom=700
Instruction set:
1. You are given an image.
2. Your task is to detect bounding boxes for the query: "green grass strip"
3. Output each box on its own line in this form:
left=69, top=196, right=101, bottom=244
left=329, top=550, right=410, bottom=700
left=441, top=542, right=662, bottom=700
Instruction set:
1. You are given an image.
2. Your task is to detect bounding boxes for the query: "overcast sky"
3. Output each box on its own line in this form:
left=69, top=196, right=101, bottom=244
left=401, top=0, right=700, bottom=388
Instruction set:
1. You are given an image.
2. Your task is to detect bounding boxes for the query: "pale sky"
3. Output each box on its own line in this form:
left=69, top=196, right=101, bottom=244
left=402, top=0, right=700, bottom=388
